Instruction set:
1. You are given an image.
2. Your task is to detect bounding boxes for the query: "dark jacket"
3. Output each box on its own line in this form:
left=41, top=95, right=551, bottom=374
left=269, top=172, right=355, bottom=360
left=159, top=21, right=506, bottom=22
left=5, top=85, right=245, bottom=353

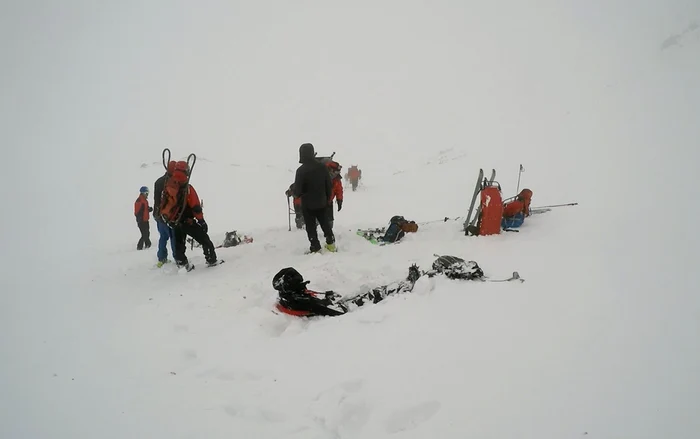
left=293, top=143, right=332, bottom=210
left=153, top=173, right=166, bottom=222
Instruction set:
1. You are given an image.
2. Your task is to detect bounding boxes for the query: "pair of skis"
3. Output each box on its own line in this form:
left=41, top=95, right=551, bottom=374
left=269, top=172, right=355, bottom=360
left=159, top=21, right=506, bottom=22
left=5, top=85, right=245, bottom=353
left=463, top=168, right=496, bottom=233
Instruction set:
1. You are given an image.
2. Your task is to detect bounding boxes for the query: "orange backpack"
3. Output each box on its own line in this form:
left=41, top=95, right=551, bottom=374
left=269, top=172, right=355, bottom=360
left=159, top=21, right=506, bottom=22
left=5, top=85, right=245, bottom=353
left=158, top=149, right=196, bottom=226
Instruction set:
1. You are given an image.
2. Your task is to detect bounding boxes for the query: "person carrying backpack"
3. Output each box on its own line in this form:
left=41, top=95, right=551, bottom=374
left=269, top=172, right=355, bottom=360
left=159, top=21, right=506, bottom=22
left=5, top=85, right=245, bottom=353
left=325, top=161, right=344, bottom=229
left=158, top=160, right=219, bottom=270
left=153, top=167, right=176, bottom=266
left=134, top=186, right=153, bottom=250
left=292, top=143, right=336, bottom=253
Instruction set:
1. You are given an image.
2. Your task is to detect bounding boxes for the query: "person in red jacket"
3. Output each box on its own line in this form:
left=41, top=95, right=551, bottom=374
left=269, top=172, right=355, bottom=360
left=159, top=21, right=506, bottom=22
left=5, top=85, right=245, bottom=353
left=134, top=186, right=152, bottom=250
left=160, top=160, right=219, bottom=269
left=501, top=189, right=533, bottom=229
left=326, top=161, right=344, bottom=228
left=346, top=165, right=361, bottom=191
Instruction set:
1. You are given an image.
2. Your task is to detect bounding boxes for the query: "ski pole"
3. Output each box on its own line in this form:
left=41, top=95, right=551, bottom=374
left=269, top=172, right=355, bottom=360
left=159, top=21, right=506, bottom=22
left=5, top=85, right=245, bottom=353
left=287, top=197, right=291, bottom=231
left=516, top=164, right=523, bottom=193
left=531, top=202, right=578, bottom=209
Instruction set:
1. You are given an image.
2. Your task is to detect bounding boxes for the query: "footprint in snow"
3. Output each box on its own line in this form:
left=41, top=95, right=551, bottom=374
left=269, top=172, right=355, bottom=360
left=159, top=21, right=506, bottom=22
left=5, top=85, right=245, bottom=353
left=384, top=401, right=441, bottom=434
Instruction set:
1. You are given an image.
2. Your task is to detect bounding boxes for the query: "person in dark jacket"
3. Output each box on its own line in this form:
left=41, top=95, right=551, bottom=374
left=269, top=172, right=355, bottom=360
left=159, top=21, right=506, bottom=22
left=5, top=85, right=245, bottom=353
left=153, top=170, right=176, bottom=266
left=293, top=143, right=336, bottom=252
left=134, top=186, right=152, bottom=250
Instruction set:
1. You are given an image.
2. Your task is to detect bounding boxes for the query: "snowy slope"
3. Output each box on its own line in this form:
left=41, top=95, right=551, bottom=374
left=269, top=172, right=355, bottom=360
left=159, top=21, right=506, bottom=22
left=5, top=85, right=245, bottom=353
left=3, top=2, right=700, bottom=439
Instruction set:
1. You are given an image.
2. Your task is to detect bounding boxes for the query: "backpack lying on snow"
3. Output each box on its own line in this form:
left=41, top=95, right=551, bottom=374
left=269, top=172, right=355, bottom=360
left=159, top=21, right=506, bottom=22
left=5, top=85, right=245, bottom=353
left=272, top=255, right=485, bottom=317
left=382, top=215, right=419, bottom=243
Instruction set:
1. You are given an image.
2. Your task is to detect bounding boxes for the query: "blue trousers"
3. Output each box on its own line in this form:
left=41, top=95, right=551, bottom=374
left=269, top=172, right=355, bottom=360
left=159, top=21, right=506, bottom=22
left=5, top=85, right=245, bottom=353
left=501, top=213, right=525, bottom=229
left=157, top=220, right=175, bottom=261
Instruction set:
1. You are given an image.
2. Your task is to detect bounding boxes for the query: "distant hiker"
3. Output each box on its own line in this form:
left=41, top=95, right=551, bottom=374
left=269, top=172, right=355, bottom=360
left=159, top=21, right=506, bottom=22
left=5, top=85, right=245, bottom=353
left=153, top=167, right=177, bottom=266
left=502, top=189, right=533, bottom=229
left=134, top=186, right=152, bottom=250
left=346, top=165, right=361, bottom=191
left=292, top=143, right=336, bottom=253
left=158, top=159, right=219, bottom=270
left=285, top=183, right=304, bottom=229
left=325, top=160, right=344, bottom=229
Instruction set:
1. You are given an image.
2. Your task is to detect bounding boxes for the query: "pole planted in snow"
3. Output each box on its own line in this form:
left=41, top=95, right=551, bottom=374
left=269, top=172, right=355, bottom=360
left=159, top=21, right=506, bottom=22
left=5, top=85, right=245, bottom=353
left=516, top=164, right=523, bottom=194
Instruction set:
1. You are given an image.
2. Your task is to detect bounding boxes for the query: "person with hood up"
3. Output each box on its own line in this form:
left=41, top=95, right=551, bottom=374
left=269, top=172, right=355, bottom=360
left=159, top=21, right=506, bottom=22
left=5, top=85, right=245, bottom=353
left=502, top=188, right=533, bottom=229
left=292, top=143, right=336, bottom=252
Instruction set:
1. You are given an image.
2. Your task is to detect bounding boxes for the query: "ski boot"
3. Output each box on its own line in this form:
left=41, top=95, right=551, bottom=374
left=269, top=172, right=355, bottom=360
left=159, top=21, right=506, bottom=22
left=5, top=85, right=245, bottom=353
left=324, top=243, right=337, bottom=252
left=156, top=258, right=171, bottom=268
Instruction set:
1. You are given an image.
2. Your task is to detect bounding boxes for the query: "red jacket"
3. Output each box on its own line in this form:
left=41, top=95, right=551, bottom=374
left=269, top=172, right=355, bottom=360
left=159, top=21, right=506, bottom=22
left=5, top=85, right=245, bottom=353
left=330, top=176, right=343, bottom=202
left=184, top=185, right=204, bottom=221
left=503, top=189, right=532, bottom=217
left=134, top=194, right=150, bottom=223
left=348, top=167, right=361, bottom=181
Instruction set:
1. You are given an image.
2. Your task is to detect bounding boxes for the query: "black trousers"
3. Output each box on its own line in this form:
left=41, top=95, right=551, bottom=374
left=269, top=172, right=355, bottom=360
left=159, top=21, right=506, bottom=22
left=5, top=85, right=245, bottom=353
left=173, top=222, right=217, bottom=265
left=137, top=222, right=151, bottom=250
left=303, top=206, right=334, bottom=250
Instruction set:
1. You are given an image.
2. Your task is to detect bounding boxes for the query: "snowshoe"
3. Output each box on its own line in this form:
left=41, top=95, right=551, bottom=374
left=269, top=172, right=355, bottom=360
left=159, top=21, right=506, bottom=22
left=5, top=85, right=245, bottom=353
left=177, top=263, right=195, bottom=272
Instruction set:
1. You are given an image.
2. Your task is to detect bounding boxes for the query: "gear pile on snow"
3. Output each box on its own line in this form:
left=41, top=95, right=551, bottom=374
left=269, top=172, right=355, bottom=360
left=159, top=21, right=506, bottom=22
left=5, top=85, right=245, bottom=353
left=273, top=255, right=519, bottom=317
left=357, top=215, right=419, bottom=245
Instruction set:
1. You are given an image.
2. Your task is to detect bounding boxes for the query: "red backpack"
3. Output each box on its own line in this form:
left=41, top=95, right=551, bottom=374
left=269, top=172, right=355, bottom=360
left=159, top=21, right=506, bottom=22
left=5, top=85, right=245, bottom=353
left=158, top=149, right=196, bottom=226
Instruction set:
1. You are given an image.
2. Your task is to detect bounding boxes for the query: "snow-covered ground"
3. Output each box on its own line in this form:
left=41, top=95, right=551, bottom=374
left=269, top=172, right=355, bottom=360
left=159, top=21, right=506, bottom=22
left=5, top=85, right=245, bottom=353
left=3, top=2, right=700, bottom=438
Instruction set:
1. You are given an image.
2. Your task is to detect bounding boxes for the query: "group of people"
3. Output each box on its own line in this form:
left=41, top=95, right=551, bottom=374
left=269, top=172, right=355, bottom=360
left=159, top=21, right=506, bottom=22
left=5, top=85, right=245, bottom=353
left=134, top=160, right=219, bottom=270
left=285, top=143, right=346, bottom=253
left=134, top=142, right=532, bottom=265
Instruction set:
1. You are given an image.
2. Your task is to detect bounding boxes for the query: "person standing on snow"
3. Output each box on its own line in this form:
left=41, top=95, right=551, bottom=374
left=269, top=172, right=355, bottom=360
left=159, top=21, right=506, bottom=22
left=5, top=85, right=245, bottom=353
left=325, top=161, right=343, bottom=229
left=292, top=143, right=336, bottom=252
left=346, top=165, right=361, bottom=191
left=171, top=178, right=219, bottom=269
left=153, top=167, right=176, bottom=266
left=134, top=186, right=153, bottom=250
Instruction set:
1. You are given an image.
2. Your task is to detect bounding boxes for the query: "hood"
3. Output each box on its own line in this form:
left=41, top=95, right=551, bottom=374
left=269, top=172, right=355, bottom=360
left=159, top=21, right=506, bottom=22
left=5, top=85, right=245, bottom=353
left=518, top=189, right=533, bottom=201
left=299, top=143, right=316, bottom=163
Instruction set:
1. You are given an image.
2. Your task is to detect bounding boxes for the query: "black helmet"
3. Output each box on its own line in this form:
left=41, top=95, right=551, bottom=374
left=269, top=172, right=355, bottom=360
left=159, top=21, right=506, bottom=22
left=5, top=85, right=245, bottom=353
left=299, top=143, right=315, bottom=163
left=273, top=267, right=308, bottom=293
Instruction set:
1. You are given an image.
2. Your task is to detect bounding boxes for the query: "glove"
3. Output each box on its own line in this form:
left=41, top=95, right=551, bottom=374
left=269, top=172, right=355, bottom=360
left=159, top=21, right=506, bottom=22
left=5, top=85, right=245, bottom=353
left=285, top=189, right=292, bottom=197
left=337, top=199, right=343, bottom=211
left=148, top=206, right=153, bottom=212
left=197, top=218, right=208, bottom=233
